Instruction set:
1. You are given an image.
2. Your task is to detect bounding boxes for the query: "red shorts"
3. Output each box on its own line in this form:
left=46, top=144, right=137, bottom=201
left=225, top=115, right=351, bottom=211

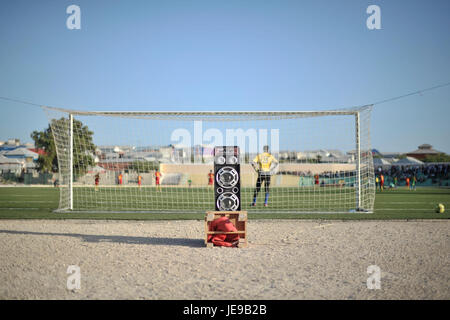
left=208, top=179, right=213, bottom=185
left=156, top=179, right=160, bottom=185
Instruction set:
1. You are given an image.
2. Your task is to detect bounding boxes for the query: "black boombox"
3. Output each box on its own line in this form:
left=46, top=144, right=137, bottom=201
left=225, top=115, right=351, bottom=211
left=213, top=146, right=241, bottom=211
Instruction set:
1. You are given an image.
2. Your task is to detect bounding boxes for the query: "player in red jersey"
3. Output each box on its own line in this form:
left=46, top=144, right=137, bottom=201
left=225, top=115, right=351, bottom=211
left=155, top=169, right=161, bottom=192
left=94, top=173, right=100, bottom=191
left=208, top=170, right=214, bottom=186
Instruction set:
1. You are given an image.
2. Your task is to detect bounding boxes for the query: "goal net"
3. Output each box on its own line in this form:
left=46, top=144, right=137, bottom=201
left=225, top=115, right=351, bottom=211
left=43, top=106, right=375, bottom=213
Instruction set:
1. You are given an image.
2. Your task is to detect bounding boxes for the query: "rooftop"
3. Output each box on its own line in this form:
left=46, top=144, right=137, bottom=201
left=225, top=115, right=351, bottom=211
left=408, top=144, right=443, bottom=155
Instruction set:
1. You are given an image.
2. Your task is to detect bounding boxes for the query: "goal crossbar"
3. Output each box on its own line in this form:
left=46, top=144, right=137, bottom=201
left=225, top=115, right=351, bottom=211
left=42, top=105, right=372, bottom=120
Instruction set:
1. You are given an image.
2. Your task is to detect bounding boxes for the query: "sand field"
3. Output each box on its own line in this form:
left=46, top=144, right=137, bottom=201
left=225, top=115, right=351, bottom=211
left=0, top=219, right=448, bottom=299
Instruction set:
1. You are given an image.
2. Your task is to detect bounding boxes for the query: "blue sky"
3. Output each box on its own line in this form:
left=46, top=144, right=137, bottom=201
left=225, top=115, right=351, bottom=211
left=0, top=0, right=449, bottom=153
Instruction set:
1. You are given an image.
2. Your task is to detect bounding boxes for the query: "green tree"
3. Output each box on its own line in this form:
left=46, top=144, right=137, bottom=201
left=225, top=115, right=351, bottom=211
left=31, top=126, right=57, bottom=173
left=422, top=153, right=450, bottom=163
left=316, top=154, right=322, bottom=163
left=31, top=118, right=96, bottom=176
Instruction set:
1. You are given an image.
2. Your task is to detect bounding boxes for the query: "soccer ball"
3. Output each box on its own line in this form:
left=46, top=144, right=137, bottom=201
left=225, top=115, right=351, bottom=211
left=435, top=204, right=445, bottom=213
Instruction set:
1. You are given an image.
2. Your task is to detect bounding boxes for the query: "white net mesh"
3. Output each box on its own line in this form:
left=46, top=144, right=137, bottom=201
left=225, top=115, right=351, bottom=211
left=43, top=106, right=375, bottom=213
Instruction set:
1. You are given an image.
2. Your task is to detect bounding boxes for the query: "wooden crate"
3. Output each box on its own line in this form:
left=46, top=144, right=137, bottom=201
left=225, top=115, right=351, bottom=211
left=205, top=211, right=248, bottom=248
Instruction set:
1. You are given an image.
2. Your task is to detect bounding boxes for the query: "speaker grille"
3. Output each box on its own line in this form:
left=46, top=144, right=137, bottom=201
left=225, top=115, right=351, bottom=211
left=216, top=192, right=240, bottom=211
left=215, top=167, right=239, bottom=188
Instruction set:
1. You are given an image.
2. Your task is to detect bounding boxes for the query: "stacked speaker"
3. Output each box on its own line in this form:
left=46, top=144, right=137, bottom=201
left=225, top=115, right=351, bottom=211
left=214, top=146, right=241, bottom=211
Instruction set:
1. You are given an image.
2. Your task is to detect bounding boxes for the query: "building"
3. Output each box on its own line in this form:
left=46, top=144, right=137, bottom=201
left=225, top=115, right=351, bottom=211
left=380, top=152, right=403, bottom=160
left=0, top=154, right=24, bottom=173
left=3, top=147, right=39, bottom=161
left=406, top=144, right=443, bottom=160
left=0, top=139, right=41, bottom=175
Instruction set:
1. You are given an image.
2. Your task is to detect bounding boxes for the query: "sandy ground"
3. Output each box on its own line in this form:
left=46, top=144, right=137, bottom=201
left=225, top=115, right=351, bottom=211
left=0, top=219, right=448, bottom=300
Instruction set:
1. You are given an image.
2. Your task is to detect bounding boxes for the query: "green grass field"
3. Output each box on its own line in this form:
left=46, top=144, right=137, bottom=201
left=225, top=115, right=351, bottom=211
left=0, top=186, right=448, bottom=220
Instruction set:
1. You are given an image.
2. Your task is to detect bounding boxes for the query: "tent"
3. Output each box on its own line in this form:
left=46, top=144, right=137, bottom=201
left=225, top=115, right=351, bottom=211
left=373, top=158, right=391, bottom=166
left=392, top=156, right=424, bottom=166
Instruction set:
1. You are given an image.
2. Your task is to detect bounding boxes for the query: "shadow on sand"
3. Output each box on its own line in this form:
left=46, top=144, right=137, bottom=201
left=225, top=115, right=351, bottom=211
left=0, top=229, right=204, bottom=247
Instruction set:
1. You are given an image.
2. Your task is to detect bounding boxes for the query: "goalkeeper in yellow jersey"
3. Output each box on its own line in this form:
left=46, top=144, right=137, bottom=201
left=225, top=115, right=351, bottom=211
left=251, top=145, right=279, bottom=207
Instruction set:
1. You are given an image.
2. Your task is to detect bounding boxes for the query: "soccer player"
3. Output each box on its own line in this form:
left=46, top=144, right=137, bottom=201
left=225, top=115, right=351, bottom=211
left=375, top=176, right=379, bottom=190
left=208, top=170, right=214, bottom=187
left=380, top=174, right=384, bottom=191
left=411, top=175, right=416, bottom=191
left=314, top=174, right=320, bottom=186
left=94, top=173, right=100, bottom=191
left=405, top=177, right=410, bottom=189
left=138, top=175, right=142, bottom=188
left=155, top=168, right=161, bottom=192
left=251, top=145, right=279, bottom=207
left=299, top=175, right=304, bottom=187
left=118, top=173, right=123, bottom=186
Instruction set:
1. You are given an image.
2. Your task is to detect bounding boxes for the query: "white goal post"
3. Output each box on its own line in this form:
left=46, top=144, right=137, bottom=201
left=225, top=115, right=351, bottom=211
left=43, top=105, right=375, bottom=213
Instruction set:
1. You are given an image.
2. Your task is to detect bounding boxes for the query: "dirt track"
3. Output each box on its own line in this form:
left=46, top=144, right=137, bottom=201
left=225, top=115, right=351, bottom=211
left=0, top=219, right=448, bottom=299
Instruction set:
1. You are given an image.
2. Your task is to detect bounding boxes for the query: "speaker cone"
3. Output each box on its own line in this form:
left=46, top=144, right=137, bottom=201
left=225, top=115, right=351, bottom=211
left=227, top=156, right=238, bottom=164
left=216, top=192, right=240, bottom=211
left=216, top=167, right=239, bottom=188
left=215, top=156, right=226, bottom=165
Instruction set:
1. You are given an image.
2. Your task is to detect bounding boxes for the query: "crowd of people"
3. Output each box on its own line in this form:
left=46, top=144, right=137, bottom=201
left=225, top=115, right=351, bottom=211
left=374, top=163, right=450, bottom=190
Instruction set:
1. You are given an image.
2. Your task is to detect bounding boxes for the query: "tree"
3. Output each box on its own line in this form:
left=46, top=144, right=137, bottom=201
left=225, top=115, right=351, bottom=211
left=422, top=153, right=450, bottom=163
left=316, top=154, right=322, bottom=163
left=31, top=118, right=96, bottom=176
left=31, top=126, right=57, bottom=173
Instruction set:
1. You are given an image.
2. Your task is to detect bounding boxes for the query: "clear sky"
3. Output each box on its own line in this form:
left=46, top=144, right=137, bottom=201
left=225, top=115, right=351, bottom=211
left=0, top=0, right=449, bottom=153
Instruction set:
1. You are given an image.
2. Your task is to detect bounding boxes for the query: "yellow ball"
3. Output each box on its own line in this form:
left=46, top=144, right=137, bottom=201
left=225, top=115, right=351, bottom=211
left=435, top=204, right=445, bottom=213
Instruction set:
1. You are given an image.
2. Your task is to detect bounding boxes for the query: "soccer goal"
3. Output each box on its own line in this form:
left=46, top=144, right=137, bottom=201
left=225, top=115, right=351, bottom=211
left=43, top=105, right=375, bottom=213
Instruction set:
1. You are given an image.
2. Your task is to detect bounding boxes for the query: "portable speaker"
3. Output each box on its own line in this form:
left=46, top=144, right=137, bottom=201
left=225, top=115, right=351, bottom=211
left=214, top=146, right=241, bottom=211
